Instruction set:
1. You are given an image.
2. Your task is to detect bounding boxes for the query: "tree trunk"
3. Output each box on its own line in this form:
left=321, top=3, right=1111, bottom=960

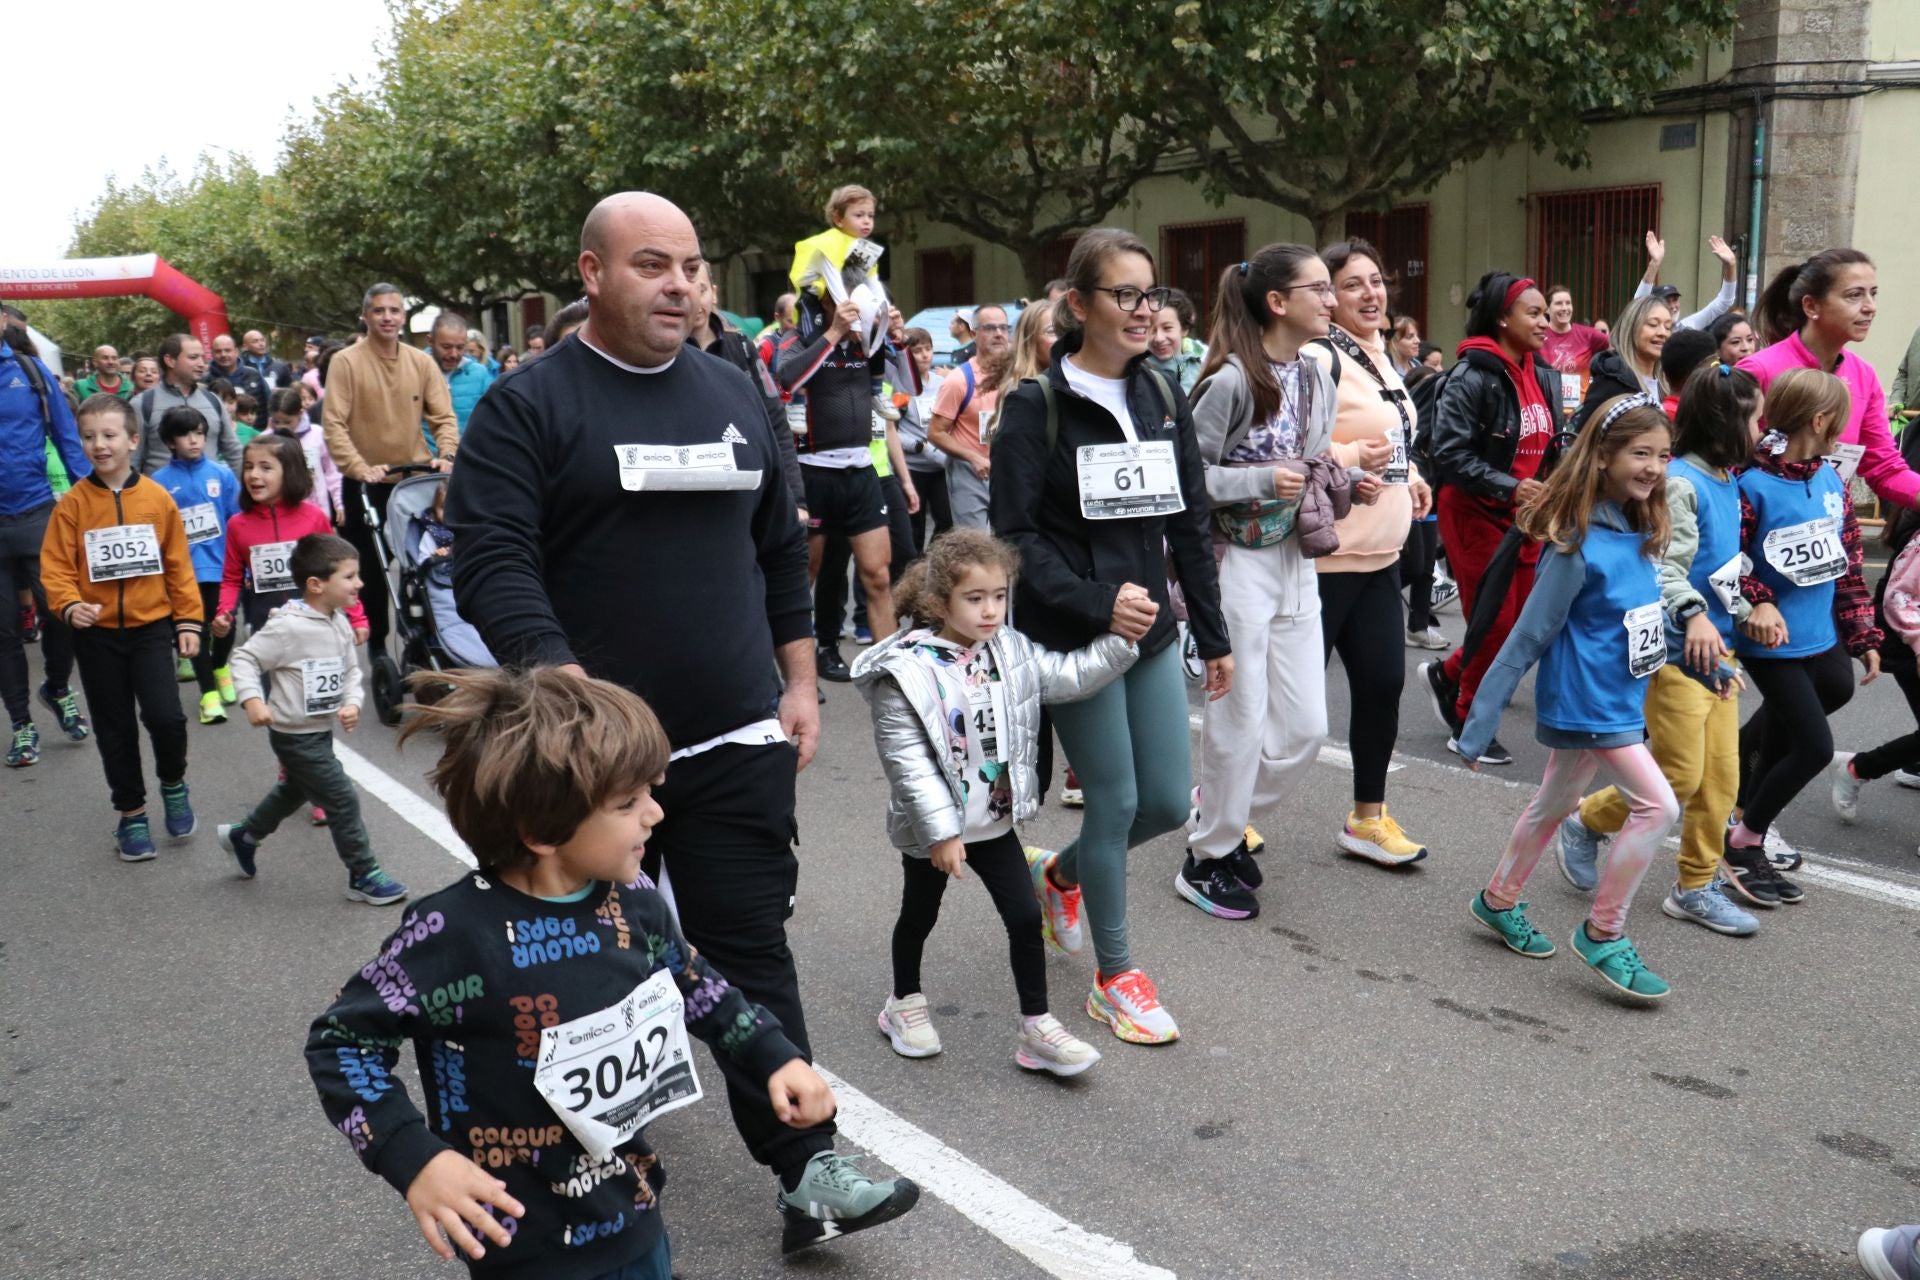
left=1311, top=206, right=1348, bottom=252
left=1011, top=239, right=1051, bottom=301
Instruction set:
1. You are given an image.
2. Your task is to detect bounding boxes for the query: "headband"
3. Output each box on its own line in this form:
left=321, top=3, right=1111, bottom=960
left=1504, top=277, right=1538, bottom=310
left=1596, top=392, right=1657, bottom=435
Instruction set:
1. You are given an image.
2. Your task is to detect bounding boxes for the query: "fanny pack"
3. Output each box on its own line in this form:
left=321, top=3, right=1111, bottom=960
left=1214, top=496, right=1300, bottom=549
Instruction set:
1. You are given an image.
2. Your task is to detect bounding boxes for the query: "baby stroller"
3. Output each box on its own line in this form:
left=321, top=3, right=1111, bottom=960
left=361, top=467, right=494, bottom=725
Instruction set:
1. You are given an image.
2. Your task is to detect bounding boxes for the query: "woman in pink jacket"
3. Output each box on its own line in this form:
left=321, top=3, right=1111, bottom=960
left=1738, top=248, right=1920, bottom=512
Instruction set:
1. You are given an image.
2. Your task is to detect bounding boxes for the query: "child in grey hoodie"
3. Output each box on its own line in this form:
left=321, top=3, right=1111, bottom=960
left=217, top=533, right=408, bottom=905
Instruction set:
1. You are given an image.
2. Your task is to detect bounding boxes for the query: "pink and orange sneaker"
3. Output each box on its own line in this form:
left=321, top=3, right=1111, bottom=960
left=1024, top=846, right=1084, bottom=954
left=1086, top=968, right=1179, bottom=1044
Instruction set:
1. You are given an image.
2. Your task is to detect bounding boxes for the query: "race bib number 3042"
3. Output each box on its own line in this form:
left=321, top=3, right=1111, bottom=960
left=533, top=969, right=701, bottom=1160
left=1076, top=441, right=1184, bottom=520
left=84, top=524, right=161, bottom=583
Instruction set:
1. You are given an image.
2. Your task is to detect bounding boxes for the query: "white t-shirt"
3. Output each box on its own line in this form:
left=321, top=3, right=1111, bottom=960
left=1062, top=356, right=1137, bottom=443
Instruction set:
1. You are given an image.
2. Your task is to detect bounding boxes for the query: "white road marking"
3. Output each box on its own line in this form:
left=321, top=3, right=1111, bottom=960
left=815, top=1065, right=1176, bottom=1280
left=337, top=738, right=1171, bottom=1279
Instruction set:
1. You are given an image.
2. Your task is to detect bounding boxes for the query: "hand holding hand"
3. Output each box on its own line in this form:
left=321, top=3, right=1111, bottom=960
left=1741, top=603, right=1787, bottom=649
left=404, top=1149, right=525, bottom=1262
left=210, top=610, right=232, bottom=638
left=1109, top=584, right=1158, bottom=642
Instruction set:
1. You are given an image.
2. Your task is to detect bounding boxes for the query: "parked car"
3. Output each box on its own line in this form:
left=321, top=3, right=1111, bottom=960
left=903, top=303, right=1025, bottom=368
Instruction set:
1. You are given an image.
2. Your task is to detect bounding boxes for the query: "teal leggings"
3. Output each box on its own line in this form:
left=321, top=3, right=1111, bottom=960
left=1048, top=640, right=1192, bottom=975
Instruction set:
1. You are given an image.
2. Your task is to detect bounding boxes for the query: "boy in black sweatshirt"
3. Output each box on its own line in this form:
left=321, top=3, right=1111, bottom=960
left=305, top=667, right=837, bottom=1279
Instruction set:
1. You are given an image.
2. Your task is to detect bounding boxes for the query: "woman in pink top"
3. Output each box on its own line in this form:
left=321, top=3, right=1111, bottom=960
left=1738, top=248, right=1920, bottom=512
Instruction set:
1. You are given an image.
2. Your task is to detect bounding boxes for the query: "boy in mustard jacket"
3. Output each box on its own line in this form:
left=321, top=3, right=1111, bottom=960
left=40, top=394, right=204, bottom=861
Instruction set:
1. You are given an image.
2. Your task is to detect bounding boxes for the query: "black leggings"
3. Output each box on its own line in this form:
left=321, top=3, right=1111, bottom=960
left=1318, top=565, right=1405, bottom=805
left=1401, top=520, right=1440, bottom=632
left=1854, top=658, right=1920, bottom=780
left=906, top=466, right=951, bottom=554
left=1737, top=643, right=1855, bottom=834
left=190, top=583, right=235, bottom=695
left=892, top=831, right=1047, bottom=1016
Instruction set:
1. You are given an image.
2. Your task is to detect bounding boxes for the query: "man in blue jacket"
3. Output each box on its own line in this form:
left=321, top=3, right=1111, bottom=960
left=0, top=306, right=93, bottom=766
left=429, top=311, right=492, bottom=436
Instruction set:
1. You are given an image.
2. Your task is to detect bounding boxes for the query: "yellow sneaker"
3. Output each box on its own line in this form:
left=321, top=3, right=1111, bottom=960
left=1242, top=824, right=1265, bottom=856
left=1336, top=808, right=1427, bottom=866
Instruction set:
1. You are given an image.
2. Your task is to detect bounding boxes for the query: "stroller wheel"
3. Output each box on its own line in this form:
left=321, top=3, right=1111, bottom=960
left=372, top=653, right=406, bottom=727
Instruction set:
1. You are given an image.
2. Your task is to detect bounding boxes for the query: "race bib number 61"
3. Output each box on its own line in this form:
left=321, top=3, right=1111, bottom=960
left=1076, top=441, right=1184, bottom=520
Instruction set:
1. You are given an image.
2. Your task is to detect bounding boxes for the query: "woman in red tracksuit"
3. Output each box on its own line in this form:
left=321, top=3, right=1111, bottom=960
left=1420, top=271, right=1567, bottom=767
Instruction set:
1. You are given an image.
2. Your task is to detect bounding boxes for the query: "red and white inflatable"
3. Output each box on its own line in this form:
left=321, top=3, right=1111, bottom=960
left=0, top=255, right=230, bottom=346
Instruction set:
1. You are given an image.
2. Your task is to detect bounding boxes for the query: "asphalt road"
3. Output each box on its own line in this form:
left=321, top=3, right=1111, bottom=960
left=3, top=617, right=1917, bottom=1280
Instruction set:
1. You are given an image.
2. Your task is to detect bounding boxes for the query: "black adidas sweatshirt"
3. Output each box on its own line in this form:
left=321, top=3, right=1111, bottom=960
left=446, top=337, right=810, bottom=747
left=306, top=871, right=801, bottom=1280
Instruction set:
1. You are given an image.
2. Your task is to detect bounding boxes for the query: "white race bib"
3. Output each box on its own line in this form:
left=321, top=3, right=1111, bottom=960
left=966, top=680, right=1007, bottom=765
left=533, top=969, right=702, bottom=1161
left=1383, top=427, right=1410, bottom=486
left=1762, top=516, right=1845, bottom=588
left=1076, top=440, right=1185, bottom=520
left=613, top=442, right=756, bottom=492
left=301, top=657, right=346, bottom=716
left=1559, top=376, right=1584, bottom=422
left=180, top=503, right=221, bottom=546
left=250, top=540, right=297, bottom=594
left=84, top=524, right=161, bottom=583
left=1623, top=602, right=1666, bottom=679
left=1828, top=442, right=1866, bottom=485
left=1707, top=553, right=1742, bottom=616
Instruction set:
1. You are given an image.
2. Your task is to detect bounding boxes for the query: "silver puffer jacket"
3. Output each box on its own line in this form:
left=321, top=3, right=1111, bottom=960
left=850, top=625, right=1137, bottom=856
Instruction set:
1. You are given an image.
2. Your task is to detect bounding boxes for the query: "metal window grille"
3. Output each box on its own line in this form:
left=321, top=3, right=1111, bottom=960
left=1162, top=219, right=1247, bottom=332
left=1344, top=206, right=1430, bottom=334
left=1531, top=184, right=1663, bottom=328
left=917, top=249, right=975, bottom=309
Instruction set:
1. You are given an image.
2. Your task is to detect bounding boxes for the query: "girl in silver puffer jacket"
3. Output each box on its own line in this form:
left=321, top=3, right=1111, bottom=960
left=850, top=530, right=1136, bottom=1076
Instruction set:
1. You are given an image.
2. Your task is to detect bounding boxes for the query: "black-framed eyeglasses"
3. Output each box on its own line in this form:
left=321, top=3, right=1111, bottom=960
left=1092, top=285, right=1174, bottom=313
left=1278, top=281, right=1336, bottom=300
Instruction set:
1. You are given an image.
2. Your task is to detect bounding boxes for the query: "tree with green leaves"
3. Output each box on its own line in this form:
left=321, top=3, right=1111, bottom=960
left=1120, top=0, right=1741, bottom=245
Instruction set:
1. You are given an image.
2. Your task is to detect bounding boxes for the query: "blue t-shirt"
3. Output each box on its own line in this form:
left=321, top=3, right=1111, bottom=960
left=151, top=454, right=241, bottom=583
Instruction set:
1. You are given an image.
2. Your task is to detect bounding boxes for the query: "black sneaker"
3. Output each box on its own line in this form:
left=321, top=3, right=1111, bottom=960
left=1719, top=839, right=1782, bottom=908
left=1420, top=660, right=1462, bottom=737
left=1223, top=842, right=1263, bottom=891
left=1447, top=735, right=1513, bottom=766
left=815, top=644, right=852, bottom=683
left=1174, top=851, right=1259, bottom=919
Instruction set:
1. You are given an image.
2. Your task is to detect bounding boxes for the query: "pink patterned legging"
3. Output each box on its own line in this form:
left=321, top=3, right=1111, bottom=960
left=1485, top=745, right=1681, bottom=938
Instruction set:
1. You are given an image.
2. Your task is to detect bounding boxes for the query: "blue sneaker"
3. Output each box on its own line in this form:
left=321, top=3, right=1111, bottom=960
left=853, top=623, right=875, bottom=645
left=347, top=868, right=409, bottom=906
left=1569, top=926, right=1669, bottom=1000
left=1556, top=812, right=1602, bottom=891
left=1858, top=1224, right=1920, bottom=1280
left=1660, top=881, right=1758, bottom=936
left=36, top=684, right=89, bottom=741
left=114, top=815, right=157, bottom=862
left=160, top=781, right=196, bottom=840
left=778, top=1151, right=920, bottom=1254
left=217, top=823, right=258, bottom=879
left=6, top=720, right=39, bottom=768
left=1469, top=892, right=1555, bottom=957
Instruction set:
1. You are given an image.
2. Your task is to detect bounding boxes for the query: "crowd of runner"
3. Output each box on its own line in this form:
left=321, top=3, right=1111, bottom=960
left=3, top=183, right=1920, bottom=1278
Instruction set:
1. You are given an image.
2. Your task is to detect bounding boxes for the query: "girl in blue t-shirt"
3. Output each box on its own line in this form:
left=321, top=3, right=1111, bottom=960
left=1458, top=394, right=1736, bottom=1001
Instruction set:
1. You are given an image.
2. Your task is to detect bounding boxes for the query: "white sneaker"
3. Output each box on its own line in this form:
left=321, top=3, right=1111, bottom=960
left=1085, top=968, right=1179, bottom=1044
left=1831, top=751, right=1863, bottom=824
left=1404, top=626, right=1449, bottom=650
left=877, top=993, right=942, bottom=1058
left=1015, top=1013, right=1102, bottom=1076
left=1895, top=768, right=1920, bottom=790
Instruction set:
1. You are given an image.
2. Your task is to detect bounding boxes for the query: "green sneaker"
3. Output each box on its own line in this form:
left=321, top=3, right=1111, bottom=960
left=1570, top=926, right=1669, bottom=1001
left=1469, top=892, right=1556, bottom=957
left=778, top=1152, right=919, bottom=1254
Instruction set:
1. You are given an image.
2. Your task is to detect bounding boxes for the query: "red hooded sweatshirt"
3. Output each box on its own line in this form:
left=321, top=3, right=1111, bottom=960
left=1455, top=337, right=1555, bottom=490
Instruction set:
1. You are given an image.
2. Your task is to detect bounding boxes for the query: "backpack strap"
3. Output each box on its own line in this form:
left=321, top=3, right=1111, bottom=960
left=1039, top=376, right=1059, bottom=453
left=956, top=360, right=976, bottom=420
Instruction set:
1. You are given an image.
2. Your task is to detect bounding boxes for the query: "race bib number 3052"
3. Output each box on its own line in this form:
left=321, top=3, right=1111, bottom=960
left=1076, top=441, right=1184, bottom=520
left=1762, top=516, right=1845, bottom=588
left=84, top=524, right=161, bottom=582
left=533, top=969, right=701, bottom=1160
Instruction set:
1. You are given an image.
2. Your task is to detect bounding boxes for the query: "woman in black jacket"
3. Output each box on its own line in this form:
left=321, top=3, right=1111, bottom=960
left=1419, top=270, right=1563, bottom=766
left=989, top=228, right=1229, bottom=1046
left=1575, top=293, right=1673, bottom=431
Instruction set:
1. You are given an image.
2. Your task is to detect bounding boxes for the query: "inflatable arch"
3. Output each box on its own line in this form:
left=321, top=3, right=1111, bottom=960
left=0, top=255, right=230, bottom=347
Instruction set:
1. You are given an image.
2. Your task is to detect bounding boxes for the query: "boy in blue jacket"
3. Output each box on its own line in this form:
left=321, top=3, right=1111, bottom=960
left=152, top=406, right=241, bottom=723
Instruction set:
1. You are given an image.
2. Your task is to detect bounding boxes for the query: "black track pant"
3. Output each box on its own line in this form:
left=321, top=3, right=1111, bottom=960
left=892, top=830, right=1048, bottom=1016
left=1737, top=642, right=1855, bottom=834
left=72, top=620, right=187, bottom=812
left=0, top=501, right=74, bottom=723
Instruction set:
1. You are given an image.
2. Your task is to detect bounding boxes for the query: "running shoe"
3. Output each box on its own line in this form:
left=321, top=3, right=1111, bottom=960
left=160, top=781, right=196, bottom=840
left=870, top=393, right=902, bottom=422
left=815, top=644, right=851, bottom=683
left=1858, top=1225, right=1920, bottom=1280
left=876, top=993, right=941, bottom=1058
left=1223, top=842, right=1263, bottom=890
left=311, top=807, right=329, bottom=826
left=1895, top=769, right=1920, bottom=791
left=1015, top=1013, right=1102, bottom=1077
left=1661, top=881, right=1758, bottom=936
left=6, top=720, right=39, bottom=768
left=778, top=1152, right=919, bottom=1254
left=1337, top=808, right=1428, bottom=866
left=217, top=823, right=259, bottom=879
left=1420, top=660, right=1462, bottom=736
left=1731, top=816, right=1804, bottom=871
left=1175, top=850, right=1259, bottom=919
left=1570, top=926, right=1669, bottom=1000
left=37, top=684, right=88, bottom=741
left=1086, top=968, right=1179, bottom=1044
left=853, top=623, right=875, bottom=645
left=1405, top=626, right=1449, bottom=650
left=1430, top=574, right=1460, bottom=614
left=1556, top=812, right=1603, bottom=891
left=1024, top=846, right=1084, bottom=953
left=214, top=665, right=237, bottom=705
left=1469, top=892, right=1556, bottom=957
left=1060, top=767, right=1083, bottom=808
left=1831, top=751, right=1863, bottom=824
left=1243, top=824, right=1266, bottom=856
left=198, top=691, right=227, bottom=725
left=1719, top=839, right=1784, bottom=908
left=114, top=814, right=156, bottom=862
left=1447, top=735, right=1513, bottom=766
left=176, top=656, right=196, bottom=683
left=1180, top=622, right=1204, bottom=682
left=347, top=868, right=409, bottom=906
